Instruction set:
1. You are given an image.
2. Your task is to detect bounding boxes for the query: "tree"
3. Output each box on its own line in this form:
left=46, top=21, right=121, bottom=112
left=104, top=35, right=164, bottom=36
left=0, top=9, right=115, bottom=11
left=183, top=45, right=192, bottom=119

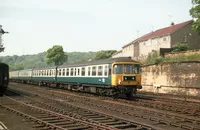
left=93, top=50, right=117, bottom=60
left=46, top=45, right=68, bottom=65
left=190, top=0, right=200, bottom=33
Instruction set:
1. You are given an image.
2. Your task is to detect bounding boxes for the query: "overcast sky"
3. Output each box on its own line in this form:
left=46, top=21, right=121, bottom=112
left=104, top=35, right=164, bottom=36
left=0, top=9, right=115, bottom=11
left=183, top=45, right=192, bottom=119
left=0, top=0, right=193, bottom=56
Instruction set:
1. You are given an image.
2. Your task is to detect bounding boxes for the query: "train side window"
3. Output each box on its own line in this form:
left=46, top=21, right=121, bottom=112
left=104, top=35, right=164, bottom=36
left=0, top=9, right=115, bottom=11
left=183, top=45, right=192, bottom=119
left=70, top=68, right=73, bottom=76
left=49, top=70, right=51, bottom=76
left=54, top=70, right=56, bottom=75
left=104, top=65, right=108, bottom=76
left=92, top=66, right=96, bottom=76
left=81, top=67, right=85, bottom=76
left=77, top=68, right=80, bottom=76
left=58, top=69, right=61, bottom=76
left=74, top=68, right=76, bottom=76
left=109, top=66, right=112, bottom=75
left=62, top=68, right=65, bottom=76
left=98, top=66, right=103, bottom=76
left=66, top=68, right=69, bottom=76
left=88, top=67, right=91, bottom=76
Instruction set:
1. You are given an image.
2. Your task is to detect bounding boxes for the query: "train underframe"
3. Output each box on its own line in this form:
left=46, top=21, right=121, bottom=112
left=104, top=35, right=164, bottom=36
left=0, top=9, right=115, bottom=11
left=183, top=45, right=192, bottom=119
left=0, top=85, right=7, bottom=96
left=10, top=79, right=142, bottom=97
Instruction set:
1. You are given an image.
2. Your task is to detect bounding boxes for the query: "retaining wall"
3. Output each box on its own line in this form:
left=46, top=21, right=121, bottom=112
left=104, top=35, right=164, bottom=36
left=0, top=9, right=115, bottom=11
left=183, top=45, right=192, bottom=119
left=141, top=61, right=200, bottom=97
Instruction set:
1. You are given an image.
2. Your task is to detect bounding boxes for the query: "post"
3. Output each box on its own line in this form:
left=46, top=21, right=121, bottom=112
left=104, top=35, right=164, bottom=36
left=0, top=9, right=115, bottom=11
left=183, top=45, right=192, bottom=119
left=0, top=25, right=8, bottom=53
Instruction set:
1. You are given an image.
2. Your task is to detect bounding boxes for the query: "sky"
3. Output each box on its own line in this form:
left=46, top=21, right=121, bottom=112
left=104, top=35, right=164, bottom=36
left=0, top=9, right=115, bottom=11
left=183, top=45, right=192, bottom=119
left=0, top=0, right=193, bottom=56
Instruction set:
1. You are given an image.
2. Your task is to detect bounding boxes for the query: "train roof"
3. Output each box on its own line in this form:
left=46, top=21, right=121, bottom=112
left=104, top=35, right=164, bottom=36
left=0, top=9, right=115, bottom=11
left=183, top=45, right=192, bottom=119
left=58, top=57, right=140, bottom=68
left=0, top=62, right=8, bottom=67
left=33, top=66, right=56, bottom=70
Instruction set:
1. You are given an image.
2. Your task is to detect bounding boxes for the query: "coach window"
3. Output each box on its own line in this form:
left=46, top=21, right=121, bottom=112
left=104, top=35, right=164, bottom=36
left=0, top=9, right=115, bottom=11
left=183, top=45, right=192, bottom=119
left=77, top=68, right=80, bottom=76
left=62, top=68, right=65, bottom=76
left=49, top=70, right=51, bottom=76
left=88, top=67, right=91, bottom=76
left=92, top=66, right=96, bottom=76
left=70, top=68, right=73, bottom=76
left=66, top=68, right=69, bottom=76
left=74, top=68, right=76, bottom=76
left=81, top=67, right=85, bottom=76
left=48, top=70, right=50, bottom=76
left=104, top=65, right=108, bottom=76
left=98, top=66, right=103, bottom=76
left=58, top=69, right=61, bottom=76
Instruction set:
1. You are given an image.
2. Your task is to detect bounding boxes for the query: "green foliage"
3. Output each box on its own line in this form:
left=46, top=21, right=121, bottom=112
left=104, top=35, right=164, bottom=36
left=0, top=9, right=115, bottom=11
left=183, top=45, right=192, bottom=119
left=67, top=51, right=96, bottom=63
left=190, top=0, right=200, bottom=33
left=93, top=50, right=117, bottom=60
left=0, top=51, right=96, bottom=71
left=172, top=43, right=189, bottom=52
left=46, top=45, right=68, bottom=65
left=145, top=52, right=163, bottom=65
left=144, top=52, right=200, bottom=65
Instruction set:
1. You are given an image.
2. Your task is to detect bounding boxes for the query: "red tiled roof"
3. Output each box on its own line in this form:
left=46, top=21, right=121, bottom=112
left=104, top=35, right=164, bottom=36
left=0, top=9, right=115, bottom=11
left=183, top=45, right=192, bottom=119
left=139, top=20, right=193, bottom=41
left=123, top=19, right=193, bottom=48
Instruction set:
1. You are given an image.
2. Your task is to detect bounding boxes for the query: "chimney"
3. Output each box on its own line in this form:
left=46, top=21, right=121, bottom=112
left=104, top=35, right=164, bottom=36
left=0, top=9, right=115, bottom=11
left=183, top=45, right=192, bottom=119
left=170, top=22, right=175, bottom=26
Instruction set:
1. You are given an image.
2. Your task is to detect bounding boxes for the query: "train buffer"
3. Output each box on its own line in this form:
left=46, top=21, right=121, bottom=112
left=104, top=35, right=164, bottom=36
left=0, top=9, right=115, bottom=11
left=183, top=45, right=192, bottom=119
left=0, top=122, right=8, bottom=130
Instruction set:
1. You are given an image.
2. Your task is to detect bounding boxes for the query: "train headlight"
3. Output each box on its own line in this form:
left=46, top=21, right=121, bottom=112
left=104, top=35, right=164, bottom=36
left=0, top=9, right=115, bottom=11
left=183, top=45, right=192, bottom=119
left=118, top=79, right=121, bottom=84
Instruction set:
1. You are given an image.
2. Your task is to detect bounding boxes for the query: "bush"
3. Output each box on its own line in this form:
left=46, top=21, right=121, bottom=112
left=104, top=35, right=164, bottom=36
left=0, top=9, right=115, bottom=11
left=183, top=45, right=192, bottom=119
left=172, top=43, right=189, bottom=52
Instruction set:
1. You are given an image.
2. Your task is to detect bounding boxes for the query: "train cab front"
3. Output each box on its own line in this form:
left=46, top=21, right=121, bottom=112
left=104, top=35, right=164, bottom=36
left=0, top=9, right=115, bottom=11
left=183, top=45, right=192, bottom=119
left=111, top=62, right=142, bottom=96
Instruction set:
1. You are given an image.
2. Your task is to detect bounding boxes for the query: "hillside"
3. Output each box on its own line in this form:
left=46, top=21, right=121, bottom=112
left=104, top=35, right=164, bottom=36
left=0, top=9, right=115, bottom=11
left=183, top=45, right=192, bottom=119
left=0, top=51, right=96, bottom=71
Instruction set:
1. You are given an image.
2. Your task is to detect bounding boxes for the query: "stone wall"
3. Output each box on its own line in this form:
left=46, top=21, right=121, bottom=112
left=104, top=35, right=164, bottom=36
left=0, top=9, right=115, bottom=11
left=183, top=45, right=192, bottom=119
left=141, top=61, right=200, bottom=97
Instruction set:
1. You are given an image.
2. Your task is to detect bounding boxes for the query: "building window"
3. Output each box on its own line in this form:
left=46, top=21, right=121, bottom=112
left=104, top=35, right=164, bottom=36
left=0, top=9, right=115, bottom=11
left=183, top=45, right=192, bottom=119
left=163, top=37, right=166, bottom=41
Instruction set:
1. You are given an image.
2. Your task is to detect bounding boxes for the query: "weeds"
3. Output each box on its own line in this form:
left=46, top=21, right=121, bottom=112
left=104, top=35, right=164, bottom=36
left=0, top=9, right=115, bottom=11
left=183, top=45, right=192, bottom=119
left=144, top=53, right=200, bottom=65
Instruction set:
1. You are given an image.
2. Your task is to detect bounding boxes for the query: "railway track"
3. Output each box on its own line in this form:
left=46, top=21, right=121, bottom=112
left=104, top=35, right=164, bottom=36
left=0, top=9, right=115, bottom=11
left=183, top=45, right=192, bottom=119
left=3, top=88, right=155, bottom=130
left=8, top=83, right=200, bottom=130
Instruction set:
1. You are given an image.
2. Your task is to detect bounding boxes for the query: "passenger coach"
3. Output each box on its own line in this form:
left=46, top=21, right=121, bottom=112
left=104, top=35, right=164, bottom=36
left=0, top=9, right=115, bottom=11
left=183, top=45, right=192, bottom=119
left=9, top=57, right=142, bottom=97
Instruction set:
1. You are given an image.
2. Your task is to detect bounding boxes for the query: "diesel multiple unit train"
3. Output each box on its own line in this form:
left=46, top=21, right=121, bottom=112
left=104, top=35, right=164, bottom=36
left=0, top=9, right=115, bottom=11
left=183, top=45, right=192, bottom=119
left=0, top=62, right=9, bottom=96
left=10, top=57, right=142, bottom=97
